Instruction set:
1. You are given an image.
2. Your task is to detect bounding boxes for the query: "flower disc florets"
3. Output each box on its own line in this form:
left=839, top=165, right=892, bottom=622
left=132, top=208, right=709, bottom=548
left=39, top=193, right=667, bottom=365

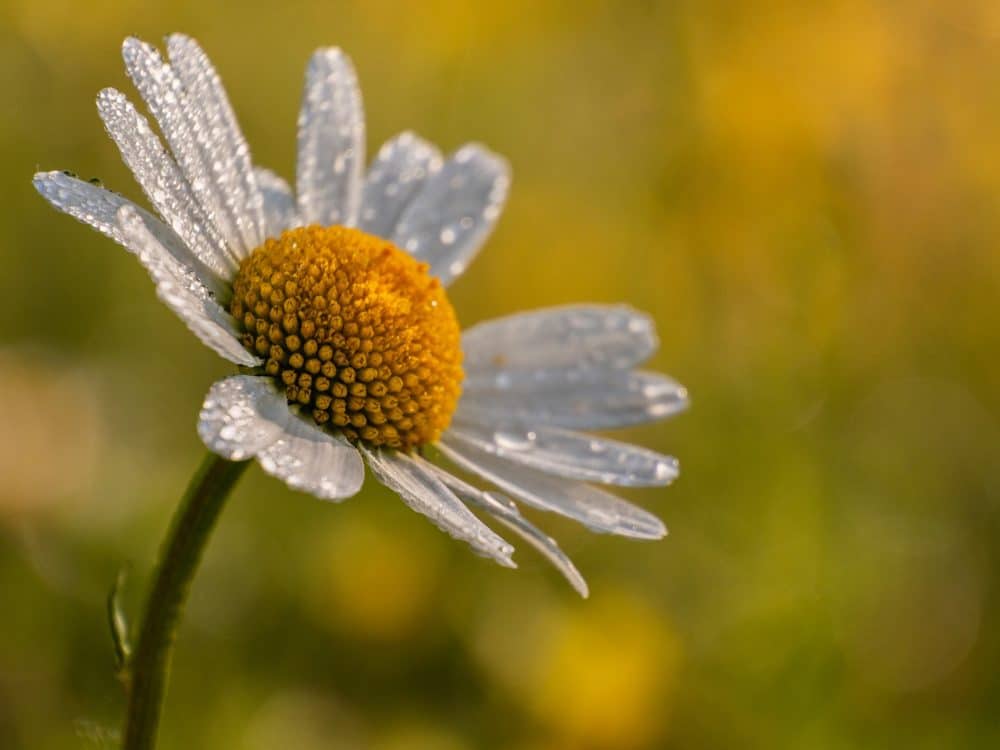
left=231, top=226, right=463, bottom=449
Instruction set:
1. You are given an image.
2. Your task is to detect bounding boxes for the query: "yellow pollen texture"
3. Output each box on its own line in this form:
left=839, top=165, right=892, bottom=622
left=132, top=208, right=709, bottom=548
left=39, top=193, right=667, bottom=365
left=231, top=225, right=463, bottom=450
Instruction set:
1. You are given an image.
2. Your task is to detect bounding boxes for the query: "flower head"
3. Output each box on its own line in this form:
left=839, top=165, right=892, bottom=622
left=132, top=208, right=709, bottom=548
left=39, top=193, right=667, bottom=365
left=231, top=224, right=464, bottom=449
left=34, top=34, right=688, bottom=595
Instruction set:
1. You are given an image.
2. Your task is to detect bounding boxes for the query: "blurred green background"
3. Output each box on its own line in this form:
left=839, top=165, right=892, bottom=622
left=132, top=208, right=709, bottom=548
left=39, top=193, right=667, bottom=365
left=2, top=0, right=1000, bottom=748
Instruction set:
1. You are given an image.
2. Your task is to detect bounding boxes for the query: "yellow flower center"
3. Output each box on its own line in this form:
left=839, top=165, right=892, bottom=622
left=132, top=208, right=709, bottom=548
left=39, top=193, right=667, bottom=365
left=231, top=225, right=463, bottom=450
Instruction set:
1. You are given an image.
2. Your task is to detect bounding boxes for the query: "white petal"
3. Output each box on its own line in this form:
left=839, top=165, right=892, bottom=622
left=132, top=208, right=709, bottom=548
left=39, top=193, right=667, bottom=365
left=198, top=376, right=290, bottom=460
left=361, top=446, right=515, bottom=566
left=117, top=205, right=259, bottom=366
left=256, top=410, right=365, bottom=502
left=198, top=375, right=365, bottom=500
left=33, top=170, right=225, bottom=295
left=296, top=48, right=365, bottom=227
left=457, top=370, right=689, bottom=430
left=166, top=34, right=267, bottom=252
left=462, top=305, right=657, bottom=389
left=35, top=170, right=156, bottom=246
left=392, top=144, right=509, bottom=285
left=96, top=87, right=232, bottom=283
left=423, top=460, right=588, bottom=596
left=437, top=440, right=667, bottom=539
left=358, top=131, right=442, bottom=238
left=447, top=420, right=679, bottom=487
left=254, top=167, right=298, bottom=238
left=121, top=37, right=244, bottom=267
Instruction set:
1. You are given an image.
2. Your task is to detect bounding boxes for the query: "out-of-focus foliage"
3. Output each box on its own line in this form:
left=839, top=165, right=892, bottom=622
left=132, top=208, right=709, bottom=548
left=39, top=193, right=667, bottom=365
left=2, top=1, right=999, bottom=747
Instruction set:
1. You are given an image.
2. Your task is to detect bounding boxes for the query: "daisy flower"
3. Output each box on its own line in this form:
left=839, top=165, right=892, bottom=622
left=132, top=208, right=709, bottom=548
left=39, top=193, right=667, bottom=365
left=34, top=34, right=687, bottom=597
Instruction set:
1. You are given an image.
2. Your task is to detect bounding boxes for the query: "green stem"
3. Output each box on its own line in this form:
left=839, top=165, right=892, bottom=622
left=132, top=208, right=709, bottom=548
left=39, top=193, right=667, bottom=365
left=122, top=453, right=248, bottom=750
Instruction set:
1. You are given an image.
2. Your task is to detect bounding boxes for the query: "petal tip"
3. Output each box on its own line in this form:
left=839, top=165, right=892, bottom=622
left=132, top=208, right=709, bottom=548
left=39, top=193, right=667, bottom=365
left=655, top=457, right=681, bottom=485
left=497, top=554, right=518, bottom=570
left=32, top=171, right=56, bottom=190
left=615, top=513, right=668, bottom=540
left=96, top=87, right=122, bottom=106
left=166, top=32, right=194, bottom=47
left=121, top=35, right=145, bottom=57
left=310, top=46, right=351, bottom=69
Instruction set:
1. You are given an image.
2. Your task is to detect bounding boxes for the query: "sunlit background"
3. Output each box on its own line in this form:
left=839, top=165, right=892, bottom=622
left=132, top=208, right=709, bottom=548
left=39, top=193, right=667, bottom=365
left=2, top=1, right=999, bottom=747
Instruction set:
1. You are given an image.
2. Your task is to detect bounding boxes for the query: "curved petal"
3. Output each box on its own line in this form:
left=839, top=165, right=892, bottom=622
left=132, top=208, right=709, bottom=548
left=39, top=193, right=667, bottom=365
left=166, top=34, right=266, bottom=252
left=254, top=167, right=298, bottom=239
left=198, top=375, right=290, bottom=460
left=256, top=408, right=365, bottom=502
left=391, top=144, right=509, bottom=286
left=117, top=206, right=259, bottom=366
left=361, top=446, right=515, bottom=567
left=457, top=370, right=689, bottom=430
left=296, top=48, right=365, bottom=227
left=97, top=88, right=232, bottom=283
left=33, top=169, right=231, bottom=300
left=446, top=421, right=679, bottom=487
left=121, top=37, right=245, bottom=267
left=437, top=440, right=667, bottom=539
left=198, top=375, right=365, bottom=501
left=423, top=460, right=588, bottom=596
left=34, top=170, right=161, bottom=247
left=358, top=131, right=442, bottom=238
left=462, top=305, right=657, bottom=388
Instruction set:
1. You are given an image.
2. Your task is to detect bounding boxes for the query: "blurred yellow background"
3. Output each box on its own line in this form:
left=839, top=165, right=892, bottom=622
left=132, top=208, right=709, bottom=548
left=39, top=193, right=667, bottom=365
left=2, top=0, right=999, bottom=748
